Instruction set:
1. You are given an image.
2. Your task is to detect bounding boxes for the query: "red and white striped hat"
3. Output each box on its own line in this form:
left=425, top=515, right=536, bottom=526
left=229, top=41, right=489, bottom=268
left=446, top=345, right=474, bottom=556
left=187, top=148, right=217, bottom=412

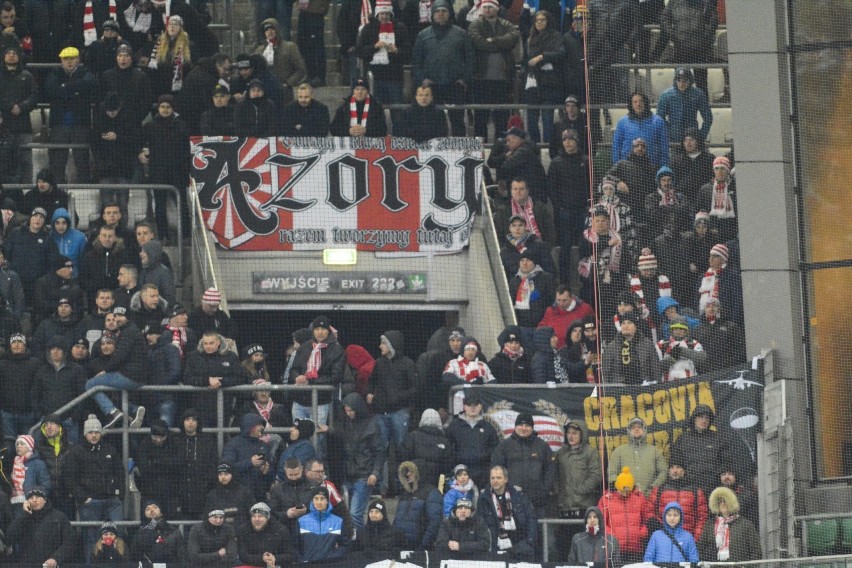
left=374, top=0, right=393, bottom=14
left=710, top=243, right=729, bottom=263
left=202, top=287, right=221, bottom=304
left=637, top=248, right=657, bottom=271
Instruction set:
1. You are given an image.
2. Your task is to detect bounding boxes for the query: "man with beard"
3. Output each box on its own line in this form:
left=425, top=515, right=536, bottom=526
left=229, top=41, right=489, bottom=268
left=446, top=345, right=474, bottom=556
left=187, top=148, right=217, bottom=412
left=601, top=311, right=660, bottom=385
left=269, top=457, right=313, bottom=536
left=330, top=78, right=387, bottom=137
left=280, top=82, right=329, bottom=136
left=131, top=500, right=188, bottom=565
left=237, top=502, right=294, bottom=567
left=6, top=486, right=75, bottom=566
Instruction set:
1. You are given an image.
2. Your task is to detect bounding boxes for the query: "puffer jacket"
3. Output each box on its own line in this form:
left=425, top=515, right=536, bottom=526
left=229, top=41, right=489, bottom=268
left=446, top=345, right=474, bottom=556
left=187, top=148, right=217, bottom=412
left=598, top=489, right=652, bottom=554
left=555, top=418, right=602, bottom=512
left=338, top=393, right=384, bottom=482
left=368, top=330, right=417, bottom=413
left=298, top=500, right=347, bottom=563
left=399, top=411, right=454, bottom=488
left=50, top=208, right=86, bottom=277
left=491, top=430, right=556, bottom=508
left=434, top=513, right=491, bottom=557
left=394, top=461, right=443, bottom=549
left=445, top=413, right=501, bottom=488
left=186, top=519, right=238, bottom=568
left=644, top=501, right=699, bottom=562
left=647, top=478, right=708, bottom=540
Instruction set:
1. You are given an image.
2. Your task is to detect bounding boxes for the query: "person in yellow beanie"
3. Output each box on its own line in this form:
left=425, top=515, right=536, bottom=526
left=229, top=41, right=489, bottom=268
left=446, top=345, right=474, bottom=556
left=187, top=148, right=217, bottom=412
left=598, top=467, right=653, bottom=563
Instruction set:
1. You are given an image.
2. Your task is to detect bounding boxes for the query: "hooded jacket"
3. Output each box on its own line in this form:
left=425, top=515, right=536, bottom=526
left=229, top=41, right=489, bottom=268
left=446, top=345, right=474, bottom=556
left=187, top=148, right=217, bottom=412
left=176, top=409, right=219, bottom=516
left=612, top=91, right=670, bottom=169
left=647, top=473, right=708, bottom=540
left=394, top=461, right=443, bottom=549
left=338, top=393, right=384, bottom=481
left=657, top=295, right=700, bottom=338
left=568, top=506, right=623, bottom=566
left=81, top=233, right=130, bottom=303
left=399, top=409, right=454, bottom=487
left=491, top=428, right=556, bottom=508
left=90, top=101, right=142, bottom=178
left=607, top=424, right=668, bottom=493
left=599, top=488, right=651, bottom=554
left=368, top=330, right=417, bottom=413
left=6, top=500, right=75, bottom=564
left=289, top=331, right=346, bottom=406
left=298, top=499, right=347, bottom=563
left=644, top=501, right=699, bottom=562
left=255, top=18, right=306, bottom=93
left=280, top=97, right=330, bottom=136
left=698, top=486, right=761, bottom=562
left=556, top=419, right=602, bottom=512
left=4, top=219, right=56, bottom=286
left=222, top=413, right=274, bottom=501
left=657, top=68, right=713, bottom=143
left=139, top=240, right=177, bottom=305
left=186, top=517, right=238, bottom=568
left=411, top=0, right=474, bottom=86
left=601, top=329, right=661, bottom=385
left=50, top=208, right=87, bottom=276
left=234, top=88, right=279, bottom=137
left=530, top=325, right=565, bottom=384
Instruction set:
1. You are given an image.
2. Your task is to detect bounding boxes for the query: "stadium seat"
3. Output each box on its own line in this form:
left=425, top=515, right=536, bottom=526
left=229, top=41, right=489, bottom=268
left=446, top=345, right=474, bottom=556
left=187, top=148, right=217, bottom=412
left=806, top=519, right=838, bottom=555
left=127, top=189, right=150, bottom=226
left=707, top=68, right=726, bottom=102
left=715, top=29, right=728, bottom=62
left=707, top=107, right=732, bottom=145
left=69, top=190, right=101, bottom=232
left=650, top=68, right=675, bottom=101
left=839, top=518, right=852, bottom=551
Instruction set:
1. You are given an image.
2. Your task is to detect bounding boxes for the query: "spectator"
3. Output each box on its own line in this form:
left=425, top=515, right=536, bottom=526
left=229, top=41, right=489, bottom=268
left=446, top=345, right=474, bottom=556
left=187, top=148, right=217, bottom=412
left=443, top=464, right=479, bottom=517
left=81, top=226, right=130, bottom=308
left=682, top=211, right=716, bottom=300
left=356, top=0, right=409, bottom=112
left=660, top=0, right=718, bottom=96
left=395, top=84, right=448, bottom=141
left=31, top=299, right=82, bottom=356
left=395, top=460, right=443, bottom=549
left=139, top=239, right=176, bottom=305
left=671, top=128, right=715, bottom=203
left=44, top=47, right=96, bottom=183
left=629, top=248, right=672, bottom=329
left=254, top=0, right=294, bottom=41
left=288, top=315, right=345, bottom=447
left=487, top=131, right=548, bottom=202
left=612, top=92, right=669, bottom=170
left=598, top=467, right=651, bottom=563
left=554, top=419, right=602, bottom=553
left=84, top=20, right=123, bottom=78
left=697, top=156, right=737, bottom=242
left=489, top=325, right=532, bottom=384
left=303, top=457, right=355, bottom=539
left=477, top=465, right=537, bottom=560
left=199, top=84, right=236, bottom=135
left=188, top=287, right=236, bottom=339
left=235, top=79, right=279, bottom=136
left=277, top=420, right=316, bottom=471
left=237, top=502, right=294, bottom=567
left=91, top=92, right=142, bottom=214
left=33, top=414, right=76, bottom=517
left=442, top=338, right=496, bottom=387
left=49, top=208, right=86, bottom=278
left=601, top=312, right=661, bottom=385
left=0, top=334, right=39, bottom=456
left=330, top=78, right=388, bottom=137
left=607, top=417, right=667, bottom=494
left=131, top=284, right=169, bottom=331
left=269, top=457, right=314, bottom=536
left=0, top=45, right=36, bottom=185
left=179, top=53, right=232, bottom=133
left=647, top=459, right=708, bottom=541
left=567, top=506, right=622, bottom=565
left=357, top=497, right=408, bottom=552
left=400, top=408, right=454, bottom=488
left=435, top=497, right=491, bottom=558
left=100, top=44, right=153, bottom=125
left=256, top=19, right=306, bottom=103
left=609, top=137, right=657, bottom=216
left=698, top=486, right=761, bottom=561
left=236, top=378, right=288, bottom=459
left=135, top=420, right=181, bottom=517
left=296, top=0, right=330, bottom=87
left=578, top=205, right=631, bottom=321
left=139, top=96, right=191, bottom=241
left=0, top=249, right=24, bottom=319
left=644, top=501, right=699, bottom=563
left=657, top=67, right=713, bottom=145
left=204, top=462, right=255, bottom=527
left=231, top=54, right=288, bottom=109
left=445, top=390, right=500, bottom=489
left=223, top=413, right=274, bottom=502
left=549, top=96, right=592, bottom=159
left=538, top=285, right=594, bottom=348
left=645, top=165, right=692, bottom=237
left=698, top=243, right=732, bottom=314
left=33, top=336, right=86, bottom=436
left=491, top=412, right=555, bottom=517
left=112, top=264, right=139, bottom=310
left=530, top=325, right=569, bottom=383
left=298, top=486, right=348, bottom=562
left=9, top=434, right=51, bottom=509
left=658, top=316, right=706, bottom=381
left=149, top=16, right=192, bottom=98
left=186, top=509, right=239, bottom=567
left=468, top=0, right=519, bottom=141
left=17, top=170, right=70, bottom=221
left=509, top=249, right=556, bottom=328
left=176, top=408, right=219, bottom=517
left=499, top=215, right=554, bottom=278
left=416, top=327, right=463, bottom=419
left=547, top=129, right=591, bottom=274
left=495, top=178, right=556, bottom=246
left=88, top=201, right=133, bottom=245
left=92, top=520, right=128, bottom=563
left=183, top=331, right=245, bottom=429
left=280, top=82, right=330, bottom=136
left=65, top=414, right=125, bottom=563
left=131, top=499, right=188, bottom=565
left=411, top=0, right=473, bottom=136
left=585, top=0, right=637, bottom=108
left=717, top=467, right=759, bottom=528
left=523, top=10, right=562, bottom=144
left=692, top=297, right=746, bottom=372
left=6, top=486, right=75, bottom=567
left=34, top=256, right=86, bottom=324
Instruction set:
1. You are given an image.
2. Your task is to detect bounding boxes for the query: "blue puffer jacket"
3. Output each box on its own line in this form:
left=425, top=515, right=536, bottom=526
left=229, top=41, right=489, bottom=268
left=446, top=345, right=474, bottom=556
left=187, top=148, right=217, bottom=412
left=443, top=483, right=478, bottom=517
left=298, top=500, right=347, bottom=563
left=644, top=501, right=699, bottom=563
left=393, top=461, right=443, bottom=549
left=656, top=296, right=700, bottom=338
left=23, top=450, right=53, bottom=497
left=656, top=68, right=713, bottom=143
left=50, top=208, right=87, bottom=277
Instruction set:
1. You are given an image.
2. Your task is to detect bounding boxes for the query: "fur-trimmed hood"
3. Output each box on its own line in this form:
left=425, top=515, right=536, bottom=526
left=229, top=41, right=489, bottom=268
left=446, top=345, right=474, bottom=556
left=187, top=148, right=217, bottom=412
left=708, top=486, right=739, bottom=515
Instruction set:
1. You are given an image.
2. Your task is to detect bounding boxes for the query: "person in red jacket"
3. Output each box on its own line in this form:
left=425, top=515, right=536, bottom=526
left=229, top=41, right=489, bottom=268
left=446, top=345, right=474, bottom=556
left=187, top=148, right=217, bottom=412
left=598, top=466, right=652, bottom=563
left=537, top=285, right=594, bottom=348
left=646, top=460, right=708, bottom=541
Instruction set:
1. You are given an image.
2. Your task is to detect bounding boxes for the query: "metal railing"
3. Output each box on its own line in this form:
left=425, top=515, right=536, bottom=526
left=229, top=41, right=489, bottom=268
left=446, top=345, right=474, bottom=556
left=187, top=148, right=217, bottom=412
left=796, top=512, right=852, bottom=557
left=539, top=517, right=584, bottom=562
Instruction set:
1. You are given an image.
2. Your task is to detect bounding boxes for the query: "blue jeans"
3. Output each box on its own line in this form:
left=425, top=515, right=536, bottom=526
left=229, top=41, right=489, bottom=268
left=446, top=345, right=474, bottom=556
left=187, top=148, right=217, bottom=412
left=79, top=497, right=123, bottom=563
left=344, top=478, right=371, bottom=530
left=376, top=409, right=408, bottom=494
left=292, top=401, right=329, bottom=459
left=85, top=373, right=141, bottom=415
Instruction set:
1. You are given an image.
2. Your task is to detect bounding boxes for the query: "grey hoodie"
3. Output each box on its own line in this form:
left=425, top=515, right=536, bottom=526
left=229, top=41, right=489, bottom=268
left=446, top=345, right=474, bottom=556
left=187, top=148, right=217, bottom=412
left=139, top=240, right=176, bottom=305
left=567, top=506, right=622, bottom=566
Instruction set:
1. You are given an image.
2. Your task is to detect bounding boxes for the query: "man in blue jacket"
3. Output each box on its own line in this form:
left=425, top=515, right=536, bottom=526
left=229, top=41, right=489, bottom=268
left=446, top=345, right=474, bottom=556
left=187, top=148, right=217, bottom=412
left=656, top=67, right=713, bottom=145
left=477, top=465, right=538, bottom=560
left=298, top=486, right=348, bottom=562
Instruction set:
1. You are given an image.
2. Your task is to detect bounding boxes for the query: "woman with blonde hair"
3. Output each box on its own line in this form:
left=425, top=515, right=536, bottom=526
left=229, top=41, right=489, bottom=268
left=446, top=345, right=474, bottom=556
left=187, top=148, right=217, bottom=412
left=699, top=486, right=761, bottom=562
left=150, top=15, right=193, bottom=96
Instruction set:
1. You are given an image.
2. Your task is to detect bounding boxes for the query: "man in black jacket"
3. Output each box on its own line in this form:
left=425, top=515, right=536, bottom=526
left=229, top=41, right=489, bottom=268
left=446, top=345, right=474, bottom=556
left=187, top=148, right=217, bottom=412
left=445, top=390, right=500, bottom=488
left=237, top=502, right=294, bottom=567
left=395, top=84, right=448, bottom=142
left=0, top=45, right=36, bottom=185
left=6, top=486, right=75, bottom=566
left=176, top=408, right=219, bottom=518
left=280, top=82, right=330, bottom=136
left=330, top=79, right=387, bottom=137
left=477, top=465, right=538, bottom=560
left=269, top=457, right=314, bottom=536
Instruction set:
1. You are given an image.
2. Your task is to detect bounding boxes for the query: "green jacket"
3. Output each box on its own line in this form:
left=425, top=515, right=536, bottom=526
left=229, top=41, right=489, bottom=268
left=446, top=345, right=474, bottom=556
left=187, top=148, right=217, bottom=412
left=607, top=434, right=667, bottom=495
left=698, top=514, right=762, bottom=562
left=555, top=419, right=602, bottom=512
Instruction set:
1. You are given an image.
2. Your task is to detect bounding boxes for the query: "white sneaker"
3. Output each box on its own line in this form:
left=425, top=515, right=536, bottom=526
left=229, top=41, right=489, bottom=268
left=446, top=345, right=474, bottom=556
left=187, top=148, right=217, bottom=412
left=130, top=407, right=146, bottom=429
left=103, top=409, right=124, bottom=429
left=128, top=474, right=139, bottom=493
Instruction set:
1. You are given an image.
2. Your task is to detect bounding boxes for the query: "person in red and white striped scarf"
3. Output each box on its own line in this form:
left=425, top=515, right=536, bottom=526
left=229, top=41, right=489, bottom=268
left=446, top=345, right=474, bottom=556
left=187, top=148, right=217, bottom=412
left=329, top=78, right=388, bottom=137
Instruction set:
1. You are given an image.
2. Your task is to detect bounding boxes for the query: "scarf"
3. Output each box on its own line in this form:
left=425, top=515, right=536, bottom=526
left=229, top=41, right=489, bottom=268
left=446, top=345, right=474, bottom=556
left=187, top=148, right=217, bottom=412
left=253, top=399, right=274, bottom=421
left=554, top=350, right=569, bottom=383
left=458, top=357, right=486, bottom=383
left=350, top=95, right=370, bottom=127
left=599, top=194, right=624, bottom=233
left=491, top=489, right=513, bottom=522
left=452, top=478, right=474, bottom=493
left=657, top=187, right=678, bottom=206
left=263, top=41, right=275, bottom=66
left=506, top=231, right=531, bottom=253
left=514, top=265, right=542, bottom=309
left=360, top=0, right=371, bottom=29
left=370, top=21, right=395, bottom=65
left=511, top=198, right=541, bottom=238
left=630, top=274, right=671, bottom=322
left=420, top=0, right=433, bottom=23
left=305, top=341, right=327, bottom=379
left=698, top=265, right=724, bottom=311
left=166, top=324, right=188, bottom=359
left=714, top=514, right=738, bottom=560
left=170, top=45, right=185, bottom=92
left=84, top=0, right=117, bottom=46
left=502, top=344, right=523, bottom=361
left=579, top=228, right=622, bottom=278
left=124, top=2, right=152, bottom=33
left=709, top=179, right=735, bottom=218
left=11, top=453, right=29, bottom=503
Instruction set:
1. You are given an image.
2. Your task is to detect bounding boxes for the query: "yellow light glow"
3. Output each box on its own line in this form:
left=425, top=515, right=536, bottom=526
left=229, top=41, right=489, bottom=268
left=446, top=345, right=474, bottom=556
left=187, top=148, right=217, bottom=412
left=323, top=249, right=357, bottom=265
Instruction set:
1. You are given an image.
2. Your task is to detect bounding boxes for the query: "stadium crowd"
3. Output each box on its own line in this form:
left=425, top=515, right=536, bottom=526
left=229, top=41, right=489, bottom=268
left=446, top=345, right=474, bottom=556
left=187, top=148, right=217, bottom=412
left=0, top=0, right=749, bottom=563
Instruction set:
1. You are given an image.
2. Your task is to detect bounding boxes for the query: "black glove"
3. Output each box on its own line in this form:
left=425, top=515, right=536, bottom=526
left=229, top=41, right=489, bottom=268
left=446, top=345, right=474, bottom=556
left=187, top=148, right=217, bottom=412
left=669, top=345, right=682, bottom=359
